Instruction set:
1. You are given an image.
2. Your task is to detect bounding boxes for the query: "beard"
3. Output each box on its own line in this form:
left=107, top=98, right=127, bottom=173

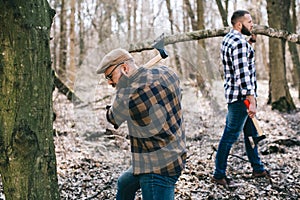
left=115, top=73, right=130, bottom=89
left=241, top=24, right=251, bottom=36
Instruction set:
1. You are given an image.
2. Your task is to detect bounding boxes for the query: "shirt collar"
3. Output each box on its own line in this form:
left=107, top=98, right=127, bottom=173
left=231, top=29, right=246, bottom=40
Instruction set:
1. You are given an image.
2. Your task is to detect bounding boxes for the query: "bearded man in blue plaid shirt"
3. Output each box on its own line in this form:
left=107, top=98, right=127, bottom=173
left=212, top=10, right=270, bottom=188
left=97, top=48, right=186, bottom=200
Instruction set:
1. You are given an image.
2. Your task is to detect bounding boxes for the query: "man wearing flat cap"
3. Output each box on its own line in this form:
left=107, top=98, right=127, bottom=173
left=97, top=48, right=186, bottom=200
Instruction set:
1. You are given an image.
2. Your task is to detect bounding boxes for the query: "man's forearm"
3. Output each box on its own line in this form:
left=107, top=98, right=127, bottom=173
left=246, top=95, right=256, bottom=105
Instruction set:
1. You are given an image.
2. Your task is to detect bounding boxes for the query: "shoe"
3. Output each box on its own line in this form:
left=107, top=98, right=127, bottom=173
left=252, top=170, right=271, bottom=178
left=211, top=177, right=239, bottom=189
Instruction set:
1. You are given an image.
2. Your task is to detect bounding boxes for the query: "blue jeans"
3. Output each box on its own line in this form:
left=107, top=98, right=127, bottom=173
left=116, top=167, right=179, bottom=200
left=213, top=100, right=265, bottom=179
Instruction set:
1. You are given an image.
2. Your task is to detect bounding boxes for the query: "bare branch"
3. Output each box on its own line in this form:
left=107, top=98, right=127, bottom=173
left=253, top=25, right=300, bottom=44
left=128, top=25, right=300, bottom=53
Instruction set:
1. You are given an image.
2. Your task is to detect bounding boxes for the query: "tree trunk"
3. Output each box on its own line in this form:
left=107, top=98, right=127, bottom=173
left=215, top=0, right=229, bottom=26
left=183, top=0, right=205, bottom=82
left=68, top=0, right=76, bottom=89
left=288, top=0, right=300, bottom=99
left=50, top=0, right=59, bottom=71
left=195, top=0, right=208, bottom=86
left=126, top=0, right=132, bottom=41
left=166, top=0, right=182, bottom=75
left=133, top=0, right=138, bottom=41
left=93, top=2, right=113, bottom=44
left=58, top=0, right=67, bottom=82
left=266, top=0, right=296, bottom=112
left=0, top=1, right=60, bottom=200
left=78, top=0, right=85, bottom=66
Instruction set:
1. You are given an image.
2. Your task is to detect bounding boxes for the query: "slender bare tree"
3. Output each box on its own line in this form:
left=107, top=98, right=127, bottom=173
left=166, top=0, right=182, bottom=74
left=68, top=0, right=76, bottom=89
left=288, top=0, right=300, bottom=98
left=58, top=0, right=67, bottom=82
left=78, top=0, right=85, bottom=66
left=215, top=0, right=229, bottom=26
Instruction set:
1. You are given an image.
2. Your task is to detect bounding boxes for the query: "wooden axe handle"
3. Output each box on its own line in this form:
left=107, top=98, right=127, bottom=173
left=243, top=99, right=264, bottom=136
left=251, top=117, right=264, bottom=136
left=144, top=54, right=163, bottom=68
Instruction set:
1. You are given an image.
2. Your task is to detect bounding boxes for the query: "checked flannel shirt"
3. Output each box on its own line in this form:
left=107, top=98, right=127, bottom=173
left=221, top=29, right=257, bottom=103
left=106, top=66, right=186, bottom=176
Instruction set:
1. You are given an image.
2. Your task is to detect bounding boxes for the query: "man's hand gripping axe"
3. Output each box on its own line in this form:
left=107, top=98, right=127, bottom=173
left=244, top=99, right=266, bottom=148
left=144, top=33, right=168, bottom=68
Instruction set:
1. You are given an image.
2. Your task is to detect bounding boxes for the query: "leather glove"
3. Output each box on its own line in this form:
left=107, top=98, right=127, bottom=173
left=106, top=105, right=112, bottom=122
left=105, top=105, right=119, bottom=129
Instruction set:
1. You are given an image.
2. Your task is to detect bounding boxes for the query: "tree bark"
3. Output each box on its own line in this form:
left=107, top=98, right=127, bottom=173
left=126, top=0, right=132, bottom=41
left=68, top=0, right=76, bottom=89
left=267, top=0, right=296, bottom=112
left=50, top=0, right=59, bottom=72
left=183, top=0, right=197, bottom=31
left=78, top=0, right=85, bottom=66
left=133, top=0, right=138, bottom=41
left=0, top=1, right=60, bottom=199
left=166, top=0, right=182, bottom=75
left=215, top=0, right=229, bottom=26
left=58, top=0, right=67, bottom=82
left=128, top=25, right=300, bottom=52
left=288, top=0, right=300, bottom=99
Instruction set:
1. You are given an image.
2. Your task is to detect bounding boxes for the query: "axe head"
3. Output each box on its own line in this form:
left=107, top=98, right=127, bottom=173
left=253, top=135, right=266, bottom=145
left=153, top=33, right=168, bottom=59
left=249, top=135, right=266, bottom=148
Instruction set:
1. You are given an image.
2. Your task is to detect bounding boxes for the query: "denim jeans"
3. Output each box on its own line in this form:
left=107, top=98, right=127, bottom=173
left=213, top=100, right=265, bottom=179
left=116, top=167, right=179, bottom=200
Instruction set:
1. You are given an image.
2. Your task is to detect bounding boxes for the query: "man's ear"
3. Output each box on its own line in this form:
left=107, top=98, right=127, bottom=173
left=121, top=64, right=128, bottom=75
left=235, top=21, right=242, bottom=31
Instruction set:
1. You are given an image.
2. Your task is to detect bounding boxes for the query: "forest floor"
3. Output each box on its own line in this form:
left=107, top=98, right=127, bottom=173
left=1, top=80, right=299, bottom=200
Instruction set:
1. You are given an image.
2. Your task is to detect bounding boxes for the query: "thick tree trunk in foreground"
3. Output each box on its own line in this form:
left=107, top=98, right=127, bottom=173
left=0, top=1, right=60, bottom=199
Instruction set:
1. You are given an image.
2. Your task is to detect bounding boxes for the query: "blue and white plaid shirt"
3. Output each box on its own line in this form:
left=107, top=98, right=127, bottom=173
left=221, top=29, right=257, bottom=103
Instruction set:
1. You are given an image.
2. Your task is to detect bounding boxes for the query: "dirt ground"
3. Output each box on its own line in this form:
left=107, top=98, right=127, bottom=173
left=52, top=80, right=300, bottom=200
left=1, top=80, right=299, bottom=200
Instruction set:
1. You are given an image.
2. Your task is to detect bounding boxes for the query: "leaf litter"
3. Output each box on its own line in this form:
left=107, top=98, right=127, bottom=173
left=1, top=80, right=299, bottom=199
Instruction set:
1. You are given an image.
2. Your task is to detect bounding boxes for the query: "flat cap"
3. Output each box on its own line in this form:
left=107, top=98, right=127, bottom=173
left=96, top=48, right=133, bottom=74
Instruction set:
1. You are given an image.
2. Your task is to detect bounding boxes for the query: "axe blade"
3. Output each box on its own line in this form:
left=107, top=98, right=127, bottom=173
left=153, top=33, right=168, bottom=59
left=244, top=99, right=267, bottom=148
left=253, top=135, right=266, bottom=145
left=144, top=33, right=168, bottom=68
left=249, top=135, right=266, bottom=148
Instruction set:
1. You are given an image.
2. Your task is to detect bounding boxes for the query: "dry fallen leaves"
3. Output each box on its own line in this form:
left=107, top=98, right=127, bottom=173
left=1, top=81, right=299, bottom=199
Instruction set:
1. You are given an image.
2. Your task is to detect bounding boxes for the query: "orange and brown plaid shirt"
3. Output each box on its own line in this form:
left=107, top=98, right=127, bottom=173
left=106, top=66, right=186, bottom=176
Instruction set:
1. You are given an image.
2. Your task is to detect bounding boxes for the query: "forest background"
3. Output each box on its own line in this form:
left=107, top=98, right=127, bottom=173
left=0, top=0, right=300, bottom=199
left=50, top=0, right=300, bottom=112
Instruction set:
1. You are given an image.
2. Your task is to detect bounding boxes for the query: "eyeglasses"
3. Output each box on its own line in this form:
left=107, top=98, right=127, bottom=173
left=105, top=62, right=124, bottom=80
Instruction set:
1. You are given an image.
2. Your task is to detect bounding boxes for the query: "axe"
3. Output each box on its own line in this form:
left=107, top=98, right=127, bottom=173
left=144, top=33, right=168, bottom=68
left=244, top=99, right=266, bottom=148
